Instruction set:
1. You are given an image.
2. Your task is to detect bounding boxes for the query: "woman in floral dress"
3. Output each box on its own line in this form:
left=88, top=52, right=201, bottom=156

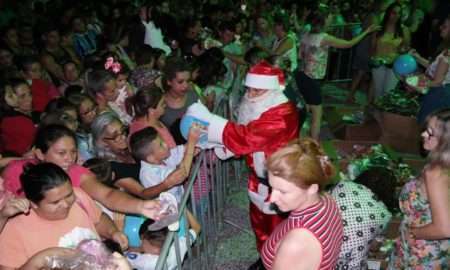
left=388, top=109, right=450, bottom=269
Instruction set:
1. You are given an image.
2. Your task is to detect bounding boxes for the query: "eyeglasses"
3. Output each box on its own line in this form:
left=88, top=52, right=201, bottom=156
left=103, top=126, right=128, bottom=142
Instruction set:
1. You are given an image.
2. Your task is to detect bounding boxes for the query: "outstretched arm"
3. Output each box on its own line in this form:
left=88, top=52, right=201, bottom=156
left=79, top=174, right=161, bottom=219
left=322, top=24, right=380, bottom=49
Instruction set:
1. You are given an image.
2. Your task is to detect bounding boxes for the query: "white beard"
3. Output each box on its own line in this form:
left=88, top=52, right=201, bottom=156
left=237, top=90, right=288, bottom=125
left=236, top=90, right=288, bottom=180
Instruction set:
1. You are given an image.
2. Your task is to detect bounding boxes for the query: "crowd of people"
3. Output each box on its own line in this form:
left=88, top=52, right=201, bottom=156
left=0, top=0, right=449, bottom=269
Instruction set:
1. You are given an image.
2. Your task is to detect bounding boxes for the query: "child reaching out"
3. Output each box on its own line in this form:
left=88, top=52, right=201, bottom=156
left=129, top=125, right=201, bottom=202
left=126, top=209, right=201, bottom=270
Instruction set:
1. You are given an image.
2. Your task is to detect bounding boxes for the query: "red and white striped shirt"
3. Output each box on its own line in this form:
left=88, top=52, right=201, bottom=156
left=261, top=194, right=343, bottom=270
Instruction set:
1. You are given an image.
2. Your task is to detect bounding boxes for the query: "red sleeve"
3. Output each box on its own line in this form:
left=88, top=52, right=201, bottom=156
left=223, top=103, right=299, bottom=156
left=1, top=116, right=36, bottom=156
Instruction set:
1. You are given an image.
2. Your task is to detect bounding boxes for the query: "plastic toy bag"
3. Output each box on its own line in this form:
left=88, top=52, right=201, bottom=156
left=147, top=192, right=179, bottom=231
left=45, top=240, right=117, bottom=270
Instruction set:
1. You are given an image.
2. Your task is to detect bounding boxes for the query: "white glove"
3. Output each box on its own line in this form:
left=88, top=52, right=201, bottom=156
left=187, top=101, right=228, bottom=144
left=186, top=101, right=213, bottom=123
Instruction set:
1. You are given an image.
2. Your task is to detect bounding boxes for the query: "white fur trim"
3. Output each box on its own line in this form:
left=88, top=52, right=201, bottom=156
left=248, top=184, right=277, bottom=214
left=214, top=147, right=235, bottom=160
left=253, top=152, right=266, bottom=178
left=207, top=114, right=228, bottom=144
left=245, top=73, right=280, bottom=90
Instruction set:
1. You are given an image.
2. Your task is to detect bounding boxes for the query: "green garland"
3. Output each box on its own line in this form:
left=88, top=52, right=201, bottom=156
left=374, top=87, right=420, bottom=117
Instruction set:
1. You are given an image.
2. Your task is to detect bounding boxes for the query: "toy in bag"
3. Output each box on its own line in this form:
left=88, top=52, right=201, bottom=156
left=147, top=192, right=179, bottom=231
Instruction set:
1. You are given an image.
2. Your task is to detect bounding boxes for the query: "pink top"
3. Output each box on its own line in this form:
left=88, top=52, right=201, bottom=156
left=129, top=119, right=176, bottom=149
left=261, top=195, right=343, bottom=270
left=0, top=177, right=13, bottom=211
left=2, top=159, right=93, bottom=196
left=0, top=187, right=101, bottom=268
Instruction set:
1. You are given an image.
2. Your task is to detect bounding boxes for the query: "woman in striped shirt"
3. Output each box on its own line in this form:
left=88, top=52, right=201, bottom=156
left=261, top=138, right=343, bottom=270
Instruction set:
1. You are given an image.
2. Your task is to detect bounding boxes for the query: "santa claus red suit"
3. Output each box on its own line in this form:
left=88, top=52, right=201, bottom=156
left=186, top=61, right=300, bottom=252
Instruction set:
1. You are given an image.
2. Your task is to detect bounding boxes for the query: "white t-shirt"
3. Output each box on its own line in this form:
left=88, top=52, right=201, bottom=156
left=426, top=50, right=450, bottom=86
left=140, top=145, right=185, bottom=202
left=126, top=229, right=197, bottom=270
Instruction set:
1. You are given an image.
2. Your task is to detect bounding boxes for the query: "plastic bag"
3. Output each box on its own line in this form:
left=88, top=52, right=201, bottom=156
left=45, top=240, right=117, bottom=270
left=147, top=192, right=179, bottom=231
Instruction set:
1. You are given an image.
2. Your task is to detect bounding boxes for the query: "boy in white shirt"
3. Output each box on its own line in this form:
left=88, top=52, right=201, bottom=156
left=129, top=126, right=200, bottom=202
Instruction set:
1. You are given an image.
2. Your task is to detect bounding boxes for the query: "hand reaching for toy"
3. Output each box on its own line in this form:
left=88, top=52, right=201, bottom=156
left=188, top=123, right=203, bottom=143
left=138, top=200, right=163, bottom=220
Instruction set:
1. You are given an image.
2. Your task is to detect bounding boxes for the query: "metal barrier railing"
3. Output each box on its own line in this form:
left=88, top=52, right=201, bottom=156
left=155, top=62, right=247, bottom=269
left=325, top=23, right=362, bottom=83
left=154, top=102, right=227, bottom=270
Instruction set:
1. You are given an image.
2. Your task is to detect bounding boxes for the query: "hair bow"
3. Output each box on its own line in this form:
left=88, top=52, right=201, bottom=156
left=104, top=57, right=122, bottom=74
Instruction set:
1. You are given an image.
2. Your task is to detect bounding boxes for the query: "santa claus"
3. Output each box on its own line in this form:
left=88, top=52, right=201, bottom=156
left=186, top=61, right=300, bottom=267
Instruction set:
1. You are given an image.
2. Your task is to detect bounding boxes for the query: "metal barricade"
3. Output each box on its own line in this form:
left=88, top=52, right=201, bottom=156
left=325, top=23, right=362, bottom=83
left=154, top=91, right=245, bottom=269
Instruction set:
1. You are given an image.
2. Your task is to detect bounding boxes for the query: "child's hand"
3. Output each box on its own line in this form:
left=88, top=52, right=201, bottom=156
left=188, top=124, right=203, bottom=143
left=0, top=197, right=30, bottom=219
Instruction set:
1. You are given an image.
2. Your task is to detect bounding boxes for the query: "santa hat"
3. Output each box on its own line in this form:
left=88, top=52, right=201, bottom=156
left=244, top=61, right=286, bottom=90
